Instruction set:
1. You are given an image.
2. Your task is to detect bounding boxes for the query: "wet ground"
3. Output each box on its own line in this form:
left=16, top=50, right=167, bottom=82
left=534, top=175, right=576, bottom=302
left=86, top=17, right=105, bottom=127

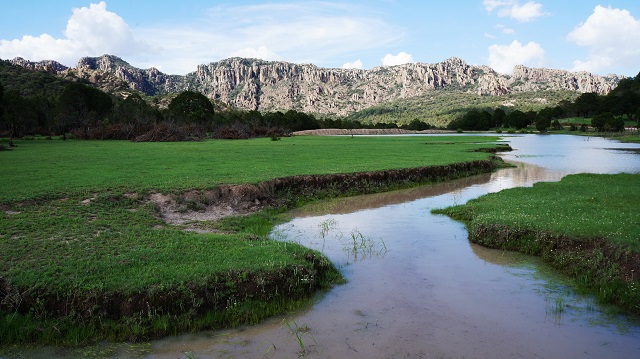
left=11, top=135, right=640, bottom=359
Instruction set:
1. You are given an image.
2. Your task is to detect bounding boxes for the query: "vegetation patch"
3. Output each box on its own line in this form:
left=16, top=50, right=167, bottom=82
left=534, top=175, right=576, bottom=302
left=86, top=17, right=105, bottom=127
left=0, top=191, right=341, bottom=345
left=0, top=136, right=506, bottom=347
left=434, top=173, right=640, bottom=315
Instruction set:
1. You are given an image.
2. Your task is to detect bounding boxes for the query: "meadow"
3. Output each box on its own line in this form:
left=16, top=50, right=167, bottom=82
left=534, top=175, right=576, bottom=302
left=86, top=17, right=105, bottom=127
left=435, top=173, right=640, bottom=314
left=0, top=135, right=503, bottom=202
left=0, top=135, right=505, bottom=346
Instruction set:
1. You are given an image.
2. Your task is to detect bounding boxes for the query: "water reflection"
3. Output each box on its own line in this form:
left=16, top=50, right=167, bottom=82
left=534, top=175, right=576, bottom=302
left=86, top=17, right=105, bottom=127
left=15, top=135, right=639, bottom=359
left=263, top=134, right=640, bottom=358
left=502, top=134, right=640, bottom=174
left=119, top=135, right=640, bottom=358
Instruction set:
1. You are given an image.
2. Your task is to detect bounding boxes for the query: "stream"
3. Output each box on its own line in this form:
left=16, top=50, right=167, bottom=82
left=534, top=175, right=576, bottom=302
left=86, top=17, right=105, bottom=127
left=143, top=135, right=640, bottom=359
left=15, top=135, right=640, bottom=358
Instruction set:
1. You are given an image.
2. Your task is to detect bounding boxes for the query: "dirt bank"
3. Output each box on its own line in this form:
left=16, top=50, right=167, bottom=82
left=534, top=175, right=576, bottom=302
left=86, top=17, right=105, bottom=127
left=150, top=158, right=500, bottom=227
left=469, top=223, right=640, bottom=315
left=0, top=158, right=503, bottom=345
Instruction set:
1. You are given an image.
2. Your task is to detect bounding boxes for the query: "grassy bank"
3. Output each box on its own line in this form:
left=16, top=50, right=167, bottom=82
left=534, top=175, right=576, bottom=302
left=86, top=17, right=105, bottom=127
left=0, top=135, right=506, bottom=346
left=0, top=136, right=503, bottom=202
left=435, top=173, right=640, bottom=314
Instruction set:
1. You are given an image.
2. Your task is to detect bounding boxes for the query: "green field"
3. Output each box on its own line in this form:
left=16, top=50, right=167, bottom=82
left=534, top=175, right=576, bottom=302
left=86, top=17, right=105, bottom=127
left=436, top=173, right=640, bottom=314
left=0, top=135, right=504, bottom=346
left=0, top=136, right=502, bottom=202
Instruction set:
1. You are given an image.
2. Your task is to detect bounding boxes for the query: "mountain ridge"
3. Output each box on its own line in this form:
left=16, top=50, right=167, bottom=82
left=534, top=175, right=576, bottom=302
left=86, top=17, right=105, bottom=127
left=8, top=55, right=623, bottom=116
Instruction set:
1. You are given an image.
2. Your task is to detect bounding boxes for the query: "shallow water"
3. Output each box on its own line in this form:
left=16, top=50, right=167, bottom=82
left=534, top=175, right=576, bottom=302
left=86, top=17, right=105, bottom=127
left=13, top=135, right=640, bottom=358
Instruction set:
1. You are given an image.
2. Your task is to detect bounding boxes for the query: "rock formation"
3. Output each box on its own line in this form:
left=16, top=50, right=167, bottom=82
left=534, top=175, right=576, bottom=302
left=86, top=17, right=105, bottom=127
left=10, top=55, right=622, bottom=115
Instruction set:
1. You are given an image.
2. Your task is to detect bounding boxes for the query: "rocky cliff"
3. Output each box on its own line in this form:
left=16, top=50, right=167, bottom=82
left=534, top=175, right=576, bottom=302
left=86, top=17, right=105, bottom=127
left=10, top=55, right=622, bottom=115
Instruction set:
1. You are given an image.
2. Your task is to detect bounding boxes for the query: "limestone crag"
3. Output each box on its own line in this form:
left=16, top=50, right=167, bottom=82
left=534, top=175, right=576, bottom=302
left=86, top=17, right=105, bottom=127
left=10, top=55, right=622, bottom=115
left=10, top=57, right=68, bottom=74
left=510, top=65, right=620, bottom=93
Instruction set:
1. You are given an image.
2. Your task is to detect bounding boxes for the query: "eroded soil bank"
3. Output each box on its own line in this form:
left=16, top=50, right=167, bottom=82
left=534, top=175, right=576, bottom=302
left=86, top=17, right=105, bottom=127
left=149, top=158, right=501, bottom=226
left=465, top=222, right=640, bottom=314
left=0, top=158, right=502, bottom=346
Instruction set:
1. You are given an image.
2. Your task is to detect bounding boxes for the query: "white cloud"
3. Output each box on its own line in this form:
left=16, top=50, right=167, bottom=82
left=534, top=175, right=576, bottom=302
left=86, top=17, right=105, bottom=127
left=484, top=33, right=497, bottom=40
left=137, top=2, right=403, bottom=74
left=567, top=5, right=640, bottom=75
left=342, top=59, right=363, bottom=69
left=382, top=52, right=414, bottom=66
left=0, top=2, right=153, bottom=67
left=0, top=2, right=403, bottom=75
left=496, top=24, right=515, bottom=34
left=483, top=0, right=515, bottom=13
left=230, top=46, right=281, bottom=61
left=488, top=40, right=545, bottom=74
left=484, top=1, right=547, bottom=22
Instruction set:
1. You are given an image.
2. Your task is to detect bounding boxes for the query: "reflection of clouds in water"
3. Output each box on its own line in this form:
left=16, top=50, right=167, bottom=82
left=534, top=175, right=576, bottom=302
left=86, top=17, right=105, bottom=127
left=504, top=135, right=640, bottom=174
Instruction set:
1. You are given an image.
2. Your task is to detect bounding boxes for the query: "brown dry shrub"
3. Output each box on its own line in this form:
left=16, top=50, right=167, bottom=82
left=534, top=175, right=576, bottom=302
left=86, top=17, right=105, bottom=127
left=134, top=122, right=205, bottom=142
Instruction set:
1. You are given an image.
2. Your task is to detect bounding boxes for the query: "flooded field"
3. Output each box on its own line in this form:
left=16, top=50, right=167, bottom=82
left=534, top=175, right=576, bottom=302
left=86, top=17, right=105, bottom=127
left=12, top=135, right=640, bottom=358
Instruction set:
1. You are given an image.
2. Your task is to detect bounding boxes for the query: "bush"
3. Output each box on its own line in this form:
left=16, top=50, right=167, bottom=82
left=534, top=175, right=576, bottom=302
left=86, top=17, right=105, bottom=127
left=133, top=122, right=204, bottom=142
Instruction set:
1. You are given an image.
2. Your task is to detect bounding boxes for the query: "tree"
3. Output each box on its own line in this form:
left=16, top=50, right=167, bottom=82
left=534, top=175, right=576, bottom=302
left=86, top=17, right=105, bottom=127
left=492, top=108, right=507, bottom=128
left=458, top=109, right=492, bottom=131
left=404, top=118, right=430, bottom=131
left=573, top=92, right=601, bottom=118
left=0, top=82, right=5, bottom=147
left=535, top=114, right=551, bottom=133
left=57, top=82, right=112, bottom=137
left=168, top=91, right=214, bottom=125
left=507, top=110, right=529, bottom=130
left=535, top=107, right=557, bottom=132
left=591, top=112, right=624, bottom=132
left=114, top=93, right=159, bottom=125
left=3, top=91, right=37, bottom=142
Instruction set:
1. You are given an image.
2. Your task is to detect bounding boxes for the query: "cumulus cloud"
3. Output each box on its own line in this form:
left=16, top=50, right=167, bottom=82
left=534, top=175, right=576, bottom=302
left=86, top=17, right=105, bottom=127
left=567, top=5, right=640, bottom=75
left=230, top=46, right=281, bottom=61
left=484, top=0, right=548, bottom=22
left=0, top=2, right=403, bottom=75
left=342, top=59, right=363, bottom=69
left=381, top=52, right=414, bottom=66
left=488, top=40, right=545, bottom=74
left=0, top=2, right=153, bottom=67
left=137, top=2, right=403, bottom=74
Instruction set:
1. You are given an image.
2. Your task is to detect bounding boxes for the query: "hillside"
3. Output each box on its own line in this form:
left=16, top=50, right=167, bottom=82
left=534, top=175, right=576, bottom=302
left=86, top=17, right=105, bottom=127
left=7, top=55, right=621, bottom=123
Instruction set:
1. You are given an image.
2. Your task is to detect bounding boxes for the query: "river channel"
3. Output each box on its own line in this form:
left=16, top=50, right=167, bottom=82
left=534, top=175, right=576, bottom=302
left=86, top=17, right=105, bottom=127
left=15, top=135, right=640, bottom=358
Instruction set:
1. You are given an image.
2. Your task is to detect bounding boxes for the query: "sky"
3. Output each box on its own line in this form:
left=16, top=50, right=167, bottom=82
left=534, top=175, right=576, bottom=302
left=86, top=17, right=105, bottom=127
left=0, top=0, right=639, bottom=77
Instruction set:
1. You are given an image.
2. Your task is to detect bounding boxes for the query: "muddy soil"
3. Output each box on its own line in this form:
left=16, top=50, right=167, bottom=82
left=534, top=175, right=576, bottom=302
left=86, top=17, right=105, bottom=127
left=148, top=159, right=498, bottom=227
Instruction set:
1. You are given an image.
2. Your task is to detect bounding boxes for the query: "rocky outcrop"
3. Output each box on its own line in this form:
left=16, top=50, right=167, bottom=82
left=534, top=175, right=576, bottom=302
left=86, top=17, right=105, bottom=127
left=10, top=55, right=622, bottom=114
left=10, top=57, right=68, bottom=74
left=509, top=65, right=621, bottom=94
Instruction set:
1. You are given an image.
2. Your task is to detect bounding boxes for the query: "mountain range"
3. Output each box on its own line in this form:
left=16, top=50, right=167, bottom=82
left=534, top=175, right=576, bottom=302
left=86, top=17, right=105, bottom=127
left=9, top=55, right=622, bottom=117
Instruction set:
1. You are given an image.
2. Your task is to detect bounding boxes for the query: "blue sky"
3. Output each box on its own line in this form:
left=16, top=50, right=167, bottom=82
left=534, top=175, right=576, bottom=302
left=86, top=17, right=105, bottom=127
left=1, top=1, right=639, bottom=76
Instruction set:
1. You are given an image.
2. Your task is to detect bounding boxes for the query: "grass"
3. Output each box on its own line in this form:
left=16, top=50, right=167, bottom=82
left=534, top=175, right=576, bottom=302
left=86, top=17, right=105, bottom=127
left=0, top=136, right=503, bottom=202
left=346, top=89, right=579, bottom=127
left=0, top=135, right=504, bottom=347
left=435, top=173, right=640, bottom=314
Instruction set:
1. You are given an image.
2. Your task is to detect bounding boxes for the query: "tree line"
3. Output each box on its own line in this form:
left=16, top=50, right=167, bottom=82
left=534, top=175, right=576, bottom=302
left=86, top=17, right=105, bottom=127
left=451, top=73, right=640, bottom=132
left=1, top=58, right=638, bottom=145
left=0, top=58, right=433, bottom=144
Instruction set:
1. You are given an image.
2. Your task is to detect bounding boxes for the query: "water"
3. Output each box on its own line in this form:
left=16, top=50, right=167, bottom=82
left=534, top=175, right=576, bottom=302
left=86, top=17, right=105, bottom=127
left=13, top=135, right=640, bottom=358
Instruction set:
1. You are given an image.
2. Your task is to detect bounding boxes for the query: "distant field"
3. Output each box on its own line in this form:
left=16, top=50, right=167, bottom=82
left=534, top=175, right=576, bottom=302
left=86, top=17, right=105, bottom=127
left=0, top=136, right=502, bottom=202
left=558, top=117, right=591, bottom=124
